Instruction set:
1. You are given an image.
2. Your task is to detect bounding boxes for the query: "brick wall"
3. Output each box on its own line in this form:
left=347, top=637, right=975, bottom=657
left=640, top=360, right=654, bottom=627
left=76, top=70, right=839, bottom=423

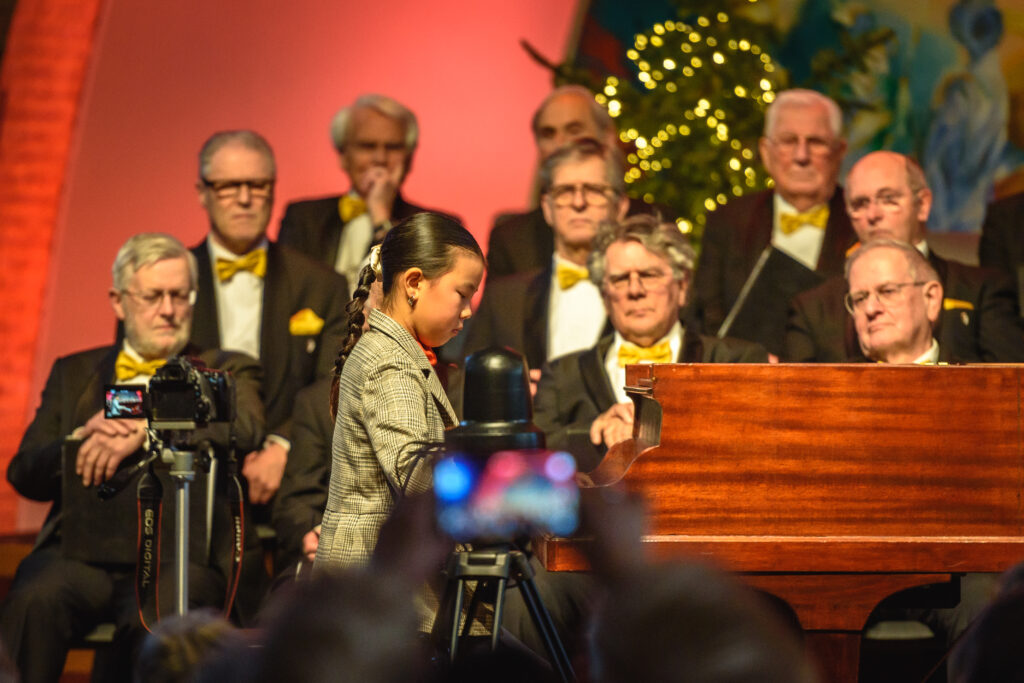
left=0, top=0, right=102, bottom=531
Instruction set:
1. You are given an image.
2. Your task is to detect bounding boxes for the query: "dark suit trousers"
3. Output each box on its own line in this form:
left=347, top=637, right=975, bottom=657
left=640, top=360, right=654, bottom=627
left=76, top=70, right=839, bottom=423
left=0, top=540, right=226, bottom=683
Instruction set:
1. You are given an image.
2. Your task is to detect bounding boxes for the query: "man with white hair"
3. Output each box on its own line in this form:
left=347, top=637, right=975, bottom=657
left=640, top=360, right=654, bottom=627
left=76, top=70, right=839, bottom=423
left=1, top=233, right=263, bottom=683
left=693, top=88, right=856, bottom=356
left=534, top=214, right=767, bottom=472
left=278, top=93, right=451, bottom=290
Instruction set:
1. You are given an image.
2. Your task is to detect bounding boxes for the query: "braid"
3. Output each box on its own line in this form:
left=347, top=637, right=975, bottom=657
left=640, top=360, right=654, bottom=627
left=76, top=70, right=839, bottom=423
left=330, top=263, right=378, bottom=418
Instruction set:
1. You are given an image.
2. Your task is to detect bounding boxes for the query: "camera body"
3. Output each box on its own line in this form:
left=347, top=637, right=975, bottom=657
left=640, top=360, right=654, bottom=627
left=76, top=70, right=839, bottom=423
left=105, top=356, right=235, bottom=429
left=436, top=347, right=580, bottom=543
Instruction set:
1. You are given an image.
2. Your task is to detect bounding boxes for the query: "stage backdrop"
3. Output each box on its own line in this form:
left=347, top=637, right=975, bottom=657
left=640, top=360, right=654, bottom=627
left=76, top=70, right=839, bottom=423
left=3, top=0, right=579, bottom=532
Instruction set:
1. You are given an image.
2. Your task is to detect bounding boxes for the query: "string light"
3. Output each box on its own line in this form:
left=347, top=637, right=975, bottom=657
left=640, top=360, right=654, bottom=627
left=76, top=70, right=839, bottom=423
left=598, top=0, right=779, bottom=224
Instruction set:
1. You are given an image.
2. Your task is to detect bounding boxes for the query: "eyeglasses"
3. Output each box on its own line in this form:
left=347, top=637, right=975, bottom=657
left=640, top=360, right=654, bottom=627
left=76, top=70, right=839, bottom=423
left=846, top=190, right=913, bottom=217
left=767, top=134, right=836, bottom=157
left=122, top=289, right=196, bottom=309
left=844, top=281, right=926, bottom=315
left=200, top=177, right=275, bottom=199
left=604, top=268, right=673, bottom=293
left=546, top=183, right=619, bottom=208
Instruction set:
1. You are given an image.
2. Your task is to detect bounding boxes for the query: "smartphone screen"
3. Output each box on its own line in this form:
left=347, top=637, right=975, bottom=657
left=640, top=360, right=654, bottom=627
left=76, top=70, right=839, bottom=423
left=434, top=449, right=579, bottom=542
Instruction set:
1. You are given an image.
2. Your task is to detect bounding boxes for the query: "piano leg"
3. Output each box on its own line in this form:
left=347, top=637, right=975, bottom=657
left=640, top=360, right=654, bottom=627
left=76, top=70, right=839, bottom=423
left=806, top=631, right=860, bottom=683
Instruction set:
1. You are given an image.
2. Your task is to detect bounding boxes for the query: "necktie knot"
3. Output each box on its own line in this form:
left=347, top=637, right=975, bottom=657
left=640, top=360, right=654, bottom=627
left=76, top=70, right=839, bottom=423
left=216, top=248, right=267, bottom=282
left=339, top=195, right=368, bottom=223
left=617, top=340, right=672, bottom=367
left=115, top=352, right=167, bottom=381
left=779, top=205, right=830, bottom=235
left=556, top=262, right=590, bottom=290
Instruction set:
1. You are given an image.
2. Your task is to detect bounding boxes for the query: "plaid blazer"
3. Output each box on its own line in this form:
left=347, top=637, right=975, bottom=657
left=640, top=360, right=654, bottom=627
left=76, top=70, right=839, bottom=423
left=315, top=309, right=456, bottom=570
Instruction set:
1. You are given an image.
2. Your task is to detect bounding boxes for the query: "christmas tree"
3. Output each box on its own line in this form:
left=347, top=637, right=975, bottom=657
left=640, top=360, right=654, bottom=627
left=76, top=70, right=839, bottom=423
left=525, top=0, right=893, bottom=248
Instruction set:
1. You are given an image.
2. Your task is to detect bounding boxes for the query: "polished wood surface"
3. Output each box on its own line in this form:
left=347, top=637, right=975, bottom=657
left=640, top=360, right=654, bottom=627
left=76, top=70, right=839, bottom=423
left=540, top=364, right=1024, bottom=683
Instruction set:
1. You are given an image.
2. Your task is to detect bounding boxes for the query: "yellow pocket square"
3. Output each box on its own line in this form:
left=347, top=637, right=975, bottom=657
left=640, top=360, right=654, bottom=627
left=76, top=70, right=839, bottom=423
left=943, top=298, right=974, bottom=311
left=289, top=308, right=324, bottom=336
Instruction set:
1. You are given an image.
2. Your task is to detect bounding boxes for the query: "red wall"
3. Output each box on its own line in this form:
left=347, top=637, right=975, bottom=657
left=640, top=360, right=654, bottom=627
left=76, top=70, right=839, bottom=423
left=16, top=0, right=577, bottom=529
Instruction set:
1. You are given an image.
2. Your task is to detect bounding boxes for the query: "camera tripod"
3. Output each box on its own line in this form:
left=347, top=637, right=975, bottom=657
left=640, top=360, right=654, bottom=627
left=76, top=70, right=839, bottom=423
left=99, top=427, right=224, bottom=620
left=433, top=543, right=576, bottom=683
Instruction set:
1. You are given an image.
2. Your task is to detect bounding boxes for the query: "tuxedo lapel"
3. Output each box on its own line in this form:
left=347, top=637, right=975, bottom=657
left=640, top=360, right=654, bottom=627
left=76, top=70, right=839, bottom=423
left=579, top=336, right=617, bottom=413
left=679, top=329, right=705, bottom=362
left=320, top=201, right=345, bottom=267
left=74, top=347, right=118, bottom=424
left=817, top=188, right=856, bottom=274
left=261, top=243, right=291, bottom=402
left=190, top=243, right=221, bottom=351
left=523, top=267, right=552, bottom=369
left=740, top=191, right=775, bottom=273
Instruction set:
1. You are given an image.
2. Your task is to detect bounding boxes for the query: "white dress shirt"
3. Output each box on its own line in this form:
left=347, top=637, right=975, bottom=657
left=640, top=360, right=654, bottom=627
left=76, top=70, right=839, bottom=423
left=771, top=194, right=828, bottom=270
left=603, top=321, right=684, bottom=404
left=335, top=192, right=373, bottom=297
left=207, top=237, right=265, bottom=360
left=912, top=339, right=941, bottom=365
left=547, top=254, right=606, bottom=362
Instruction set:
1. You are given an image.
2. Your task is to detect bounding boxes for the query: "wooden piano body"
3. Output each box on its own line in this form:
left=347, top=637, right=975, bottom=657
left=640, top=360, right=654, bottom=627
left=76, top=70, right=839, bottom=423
left=538, top=364, right=1024, bottom=682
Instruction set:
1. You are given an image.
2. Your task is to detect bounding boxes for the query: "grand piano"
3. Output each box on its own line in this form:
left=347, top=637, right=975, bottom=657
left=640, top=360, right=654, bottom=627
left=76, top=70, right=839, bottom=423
left=538, top=363, right=1024, bottom=682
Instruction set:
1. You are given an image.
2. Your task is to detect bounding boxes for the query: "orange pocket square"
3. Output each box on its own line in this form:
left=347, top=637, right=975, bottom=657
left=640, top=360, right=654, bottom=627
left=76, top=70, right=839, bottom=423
left=289, top=308, right=324, bottom=336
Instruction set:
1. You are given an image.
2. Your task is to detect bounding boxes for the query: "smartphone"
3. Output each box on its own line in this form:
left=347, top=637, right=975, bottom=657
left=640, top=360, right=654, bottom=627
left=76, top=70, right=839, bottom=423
left=434, top=449, right=579, bottom=542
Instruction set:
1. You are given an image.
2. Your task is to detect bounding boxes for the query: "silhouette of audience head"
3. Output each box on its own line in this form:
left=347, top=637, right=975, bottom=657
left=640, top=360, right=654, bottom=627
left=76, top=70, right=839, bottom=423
left=589, top=562, right=817, bottom=683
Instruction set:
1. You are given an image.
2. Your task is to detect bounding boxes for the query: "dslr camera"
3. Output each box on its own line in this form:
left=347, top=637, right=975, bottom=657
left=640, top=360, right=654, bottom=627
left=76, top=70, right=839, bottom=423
left=105, top=356, right=235, bottom=429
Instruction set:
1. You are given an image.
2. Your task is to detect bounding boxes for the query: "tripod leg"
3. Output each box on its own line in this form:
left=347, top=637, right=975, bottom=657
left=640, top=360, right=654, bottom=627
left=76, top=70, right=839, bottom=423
left=513, top=554, right=576, bottom=683
left=491, top=578, right=507, bottom=652
left=461, top=581, right=486, bottom=641
left=449, top=578, right=466, bottom=663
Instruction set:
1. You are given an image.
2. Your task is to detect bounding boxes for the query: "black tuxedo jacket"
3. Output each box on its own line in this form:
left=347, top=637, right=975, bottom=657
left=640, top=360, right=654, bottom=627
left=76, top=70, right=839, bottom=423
left=270, top=378, right=332, bottom=569
left=693, top=188, right=856, bottom=356
left=277, top=192, right=439, bottom=268
left=980, top=192, right=1024, bottom=309
left=190, top=241, right=348, bottom=440
left=533, top=331, right=769, bottom=471
left=784, top=252, right=1024, bottom=362
left=8, top=344, right=263, bottom=549
left=462, top=265, right=613, bottom=372
left=486, top=198, right=673, bottom=279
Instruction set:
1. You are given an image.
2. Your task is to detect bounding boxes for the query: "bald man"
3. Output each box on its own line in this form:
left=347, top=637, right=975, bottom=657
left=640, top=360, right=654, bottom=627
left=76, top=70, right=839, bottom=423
left=786, top=150, right=1024, bottom=362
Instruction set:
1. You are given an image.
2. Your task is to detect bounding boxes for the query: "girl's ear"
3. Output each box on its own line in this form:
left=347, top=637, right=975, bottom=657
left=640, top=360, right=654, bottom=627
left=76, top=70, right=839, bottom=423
left=401, top=267, right=426, bottom=301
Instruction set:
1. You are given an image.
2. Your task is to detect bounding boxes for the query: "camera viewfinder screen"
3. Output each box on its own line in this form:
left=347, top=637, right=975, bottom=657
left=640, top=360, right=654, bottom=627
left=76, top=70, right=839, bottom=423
left=434, top=449, right=579, bottom=541
left=104, top=387, right=145, bottom=419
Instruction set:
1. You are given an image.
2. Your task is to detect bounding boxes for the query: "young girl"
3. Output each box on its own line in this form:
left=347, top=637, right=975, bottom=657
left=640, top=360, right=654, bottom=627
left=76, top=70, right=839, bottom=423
left=314, top=213, right=485, bottom=572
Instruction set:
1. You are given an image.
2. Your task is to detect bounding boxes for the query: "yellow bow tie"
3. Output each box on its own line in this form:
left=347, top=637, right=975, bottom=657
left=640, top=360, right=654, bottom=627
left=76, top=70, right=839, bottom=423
left=779, top=205, right=830, bottom=235
left=617, top=340, right=672, bottom=367
left=339, top=195, right=367, bottom=223
left=215, top=248, right=267, bottom=282
left=556, top=262, right=590, bottom=290
left=115, top=352, right=166, bottom=381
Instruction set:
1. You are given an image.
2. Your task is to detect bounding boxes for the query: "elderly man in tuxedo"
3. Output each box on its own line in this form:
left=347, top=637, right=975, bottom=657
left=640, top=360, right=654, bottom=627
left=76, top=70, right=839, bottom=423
left=487, top=85, right=674, bottom=279
left=487, top=85, right=622, bottom=277
left=278, top=94, right=450, bottom=292
left=786, top=151, right=1024, bottom=362
left=848, top=240, right=1001, bottom=641
left=190, top=130, right=347, bottom=508
left=534, top=214, right=768, bottom=472
left=464, top=138, right=630, bottom=377
left=844, top=240, right=945, bottom=363
left=693, top=89, right=856, bottom=356
left=0, top=233, right=263, bottom=683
